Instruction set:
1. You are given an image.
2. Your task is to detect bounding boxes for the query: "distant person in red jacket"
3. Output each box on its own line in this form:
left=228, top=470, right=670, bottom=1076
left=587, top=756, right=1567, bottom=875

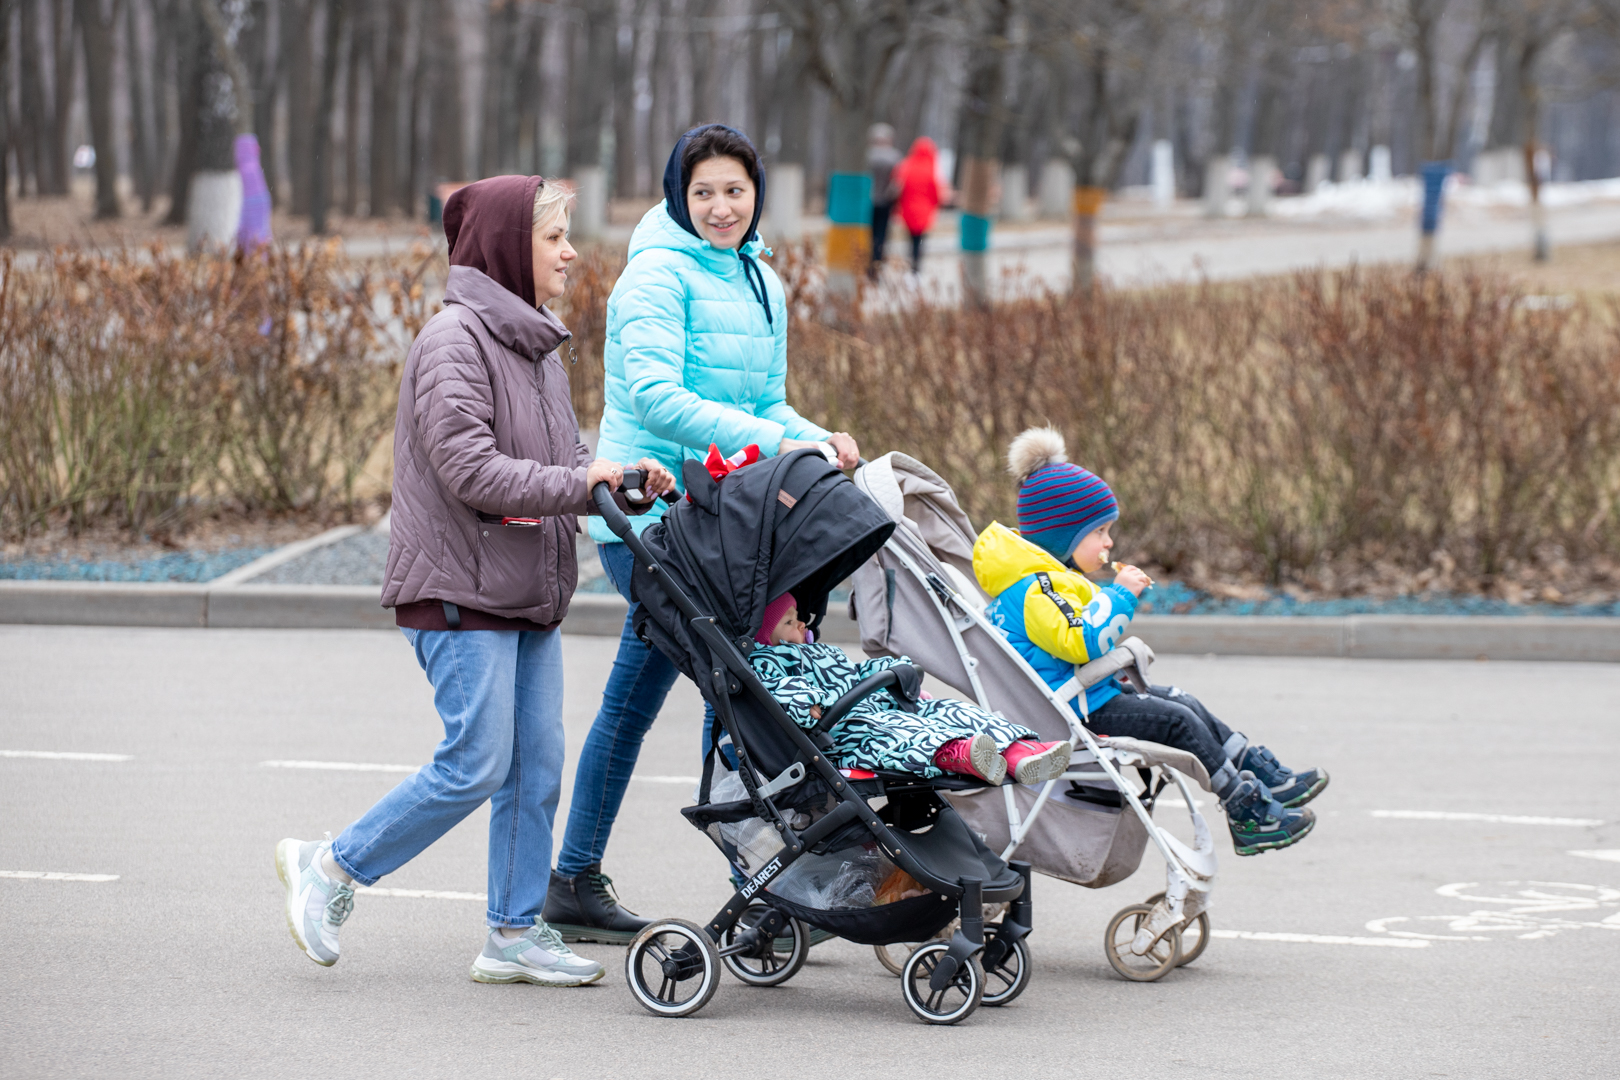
left=893, top=137, right=951, bottom=276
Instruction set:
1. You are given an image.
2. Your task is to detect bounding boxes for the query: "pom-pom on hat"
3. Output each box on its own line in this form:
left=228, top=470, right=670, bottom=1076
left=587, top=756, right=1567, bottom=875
left=756, top=592, right=799, bottom=645
left=1009, top=427, right=1119, bottom=562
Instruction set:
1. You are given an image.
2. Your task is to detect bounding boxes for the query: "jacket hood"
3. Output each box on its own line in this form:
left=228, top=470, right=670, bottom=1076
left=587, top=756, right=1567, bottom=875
left=972, top=520, right=1069, bottom=598
left=444, top=174, right=544, bottom=306
left=661, top=124, right=767, bottom=248
left=904, top=137, right=938, bottom=168
left=443, top=264, right=570, bottom=362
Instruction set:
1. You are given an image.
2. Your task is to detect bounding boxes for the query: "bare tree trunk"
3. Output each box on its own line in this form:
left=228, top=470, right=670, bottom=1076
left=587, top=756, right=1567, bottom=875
left=1518, top=37, right=1547, bottom=261
left=612, top=0, right=640, bottom=199
left=162, top=0, right=198, bottom=223
left=422, top=0, right=458, bottom=185
left=342, top=4, right=363, bottom=214
left=369, top=0, right=403, bottom=215
left=126, top=0, right=155, bottom=210
left=477, top=0, right=511, bottom=177
left=76, top=0, right=121, bottom=218
left=151, top=0, right=174, bottom=200
left=0, top=0, right=11, bottom=236
left=958, top=0, right=1012, bottom=306
left=566, top=0, right=613, bottom=238
left=284, top=0, right=312, bottom=212
left=14, top=0, right=43, bottom=193
left=400, top=0, right=423, bottom=215
left=50, top=0, right=73, bottom=194
left=309, top=0, right=344, bottom=233
left=247, top=0, right=277, bottom=206
left=19, top=0, right=62, bottom=195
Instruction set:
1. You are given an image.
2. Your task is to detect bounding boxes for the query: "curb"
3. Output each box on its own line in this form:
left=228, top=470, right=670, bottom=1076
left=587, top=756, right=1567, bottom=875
left=2, top=581, right=1619, bottom=660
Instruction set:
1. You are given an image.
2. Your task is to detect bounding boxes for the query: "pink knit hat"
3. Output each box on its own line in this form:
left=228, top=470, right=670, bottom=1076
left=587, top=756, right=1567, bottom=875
left=756, top=592, right=798, bottom=645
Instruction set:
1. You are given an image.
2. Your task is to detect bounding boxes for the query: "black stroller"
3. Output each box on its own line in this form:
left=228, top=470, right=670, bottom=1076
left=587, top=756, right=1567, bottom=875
left=593, top=449, right=1033, bottom=1025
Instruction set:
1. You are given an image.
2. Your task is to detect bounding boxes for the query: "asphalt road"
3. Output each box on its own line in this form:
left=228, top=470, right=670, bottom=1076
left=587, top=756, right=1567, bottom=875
left=3, top=626, right=1617, bottom=1079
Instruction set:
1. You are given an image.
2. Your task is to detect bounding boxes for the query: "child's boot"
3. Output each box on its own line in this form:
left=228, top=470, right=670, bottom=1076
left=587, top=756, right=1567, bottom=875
left=933, top=734, right=1007, bottom=784
left=1238, top=743, right=1329, bottom=808
left=1218, top=771, right=1315, bottom=856
left=1002, top=739, right=1073, bottom=785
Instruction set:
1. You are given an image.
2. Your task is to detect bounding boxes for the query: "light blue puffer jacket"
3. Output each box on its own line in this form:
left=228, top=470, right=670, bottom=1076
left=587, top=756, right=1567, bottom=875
left=589, top=202, right=832, bottom=542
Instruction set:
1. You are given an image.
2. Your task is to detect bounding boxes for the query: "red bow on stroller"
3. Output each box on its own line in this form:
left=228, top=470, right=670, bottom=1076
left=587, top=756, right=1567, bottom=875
left=692, top=443, right=760, bottom=498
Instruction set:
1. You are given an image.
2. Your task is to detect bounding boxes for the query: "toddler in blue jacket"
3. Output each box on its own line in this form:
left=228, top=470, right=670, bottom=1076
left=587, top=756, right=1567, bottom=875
left=972, top=427, right=1328, bottom=855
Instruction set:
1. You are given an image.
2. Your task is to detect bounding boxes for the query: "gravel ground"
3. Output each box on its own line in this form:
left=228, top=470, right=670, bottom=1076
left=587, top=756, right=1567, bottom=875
left=0, top=548, right=276, bottom=583
left=249, top=531, right=392, bottom=586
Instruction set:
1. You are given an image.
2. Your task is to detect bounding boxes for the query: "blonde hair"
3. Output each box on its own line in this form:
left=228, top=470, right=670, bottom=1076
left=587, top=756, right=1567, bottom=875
left=532, top=179, right=576, bottom=232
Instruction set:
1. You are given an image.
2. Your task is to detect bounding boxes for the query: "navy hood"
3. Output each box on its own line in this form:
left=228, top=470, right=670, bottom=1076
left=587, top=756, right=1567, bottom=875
left=662, top=125, right=773, bottom=326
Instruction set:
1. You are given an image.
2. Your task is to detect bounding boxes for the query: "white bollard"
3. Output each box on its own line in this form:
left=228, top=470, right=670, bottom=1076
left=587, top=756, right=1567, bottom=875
left=1247, top=155, right=1276, bottom=217
left=998, top=163, right=1031, bottom=221
left=1305, top=153, right=1331, bottom=194
left=1037, top=159, right=1075, bottom=219
left=571, top=165, right=607, bottom=241
left=1202, top=154, right=1231, bottom=218
left=1369, top=145, right=1393, bottom=185
left=1338, top=148, right=1362, bottom=183
left=767, top=163, right=804, bottom=242
left=1151, top=140, right=1175, bottom=208
left=187, top=170, right=243, bottom=251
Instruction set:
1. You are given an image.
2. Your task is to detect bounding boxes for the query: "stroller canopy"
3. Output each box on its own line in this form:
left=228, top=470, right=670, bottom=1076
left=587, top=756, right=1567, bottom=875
left=634, top=450, right=896, bottom=679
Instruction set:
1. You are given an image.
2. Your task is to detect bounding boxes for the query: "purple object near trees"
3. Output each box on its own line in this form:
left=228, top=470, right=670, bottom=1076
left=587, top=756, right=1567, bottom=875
left=235, top=134, right=273, bottom=251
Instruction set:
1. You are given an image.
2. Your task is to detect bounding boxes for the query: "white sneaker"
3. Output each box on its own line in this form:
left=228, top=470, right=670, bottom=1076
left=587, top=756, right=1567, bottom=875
left=275, top=837, right=354, bottom=967
left=470, top=924, right=606, bottom=987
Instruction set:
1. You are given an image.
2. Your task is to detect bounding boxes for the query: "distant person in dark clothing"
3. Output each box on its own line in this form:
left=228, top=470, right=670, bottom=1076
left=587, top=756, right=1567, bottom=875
left=867, top=123, right=902, bottom=279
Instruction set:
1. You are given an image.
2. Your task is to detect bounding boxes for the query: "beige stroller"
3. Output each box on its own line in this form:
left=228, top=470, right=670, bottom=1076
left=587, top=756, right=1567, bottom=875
left=848, top=453, right=1219, bottom=981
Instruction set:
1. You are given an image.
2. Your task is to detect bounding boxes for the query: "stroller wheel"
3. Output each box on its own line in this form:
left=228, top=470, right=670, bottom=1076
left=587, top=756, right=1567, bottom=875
left=900, top=942, right=984, bottom=1025
left=1104, top=904, right=1181, bottom=982
left=1145, top=891, right=1210, bottom=967
left=979, top=927, right=1031, bottom=1006
left=873, top=942, right=919, bottom=977
left=721, top=901, right=810, bottom=987
left=625, top=919, right=720, bottom=1018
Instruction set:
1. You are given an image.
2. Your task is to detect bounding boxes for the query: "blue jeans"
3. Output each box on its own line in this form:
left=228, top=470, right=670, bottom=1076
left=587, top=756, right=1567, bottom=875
left=556, top=542, right=686, bottom=876
left=331, top=627, right=566, bottom=928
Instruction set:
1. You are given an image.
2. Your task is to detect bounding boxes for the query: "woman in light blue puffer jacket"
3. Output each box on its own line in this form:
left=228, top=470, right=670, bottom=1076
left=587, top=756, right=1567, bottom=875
left=547, top=125, right=860, bottom=940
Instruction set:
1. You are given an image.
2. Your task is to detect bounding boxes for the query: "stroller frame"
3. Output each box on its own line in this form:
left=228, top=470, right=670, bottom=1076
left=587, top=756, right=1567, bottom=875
left=851, top=456, right=1217, bottom=978
left=591, top=469, right=1032, bottom=1024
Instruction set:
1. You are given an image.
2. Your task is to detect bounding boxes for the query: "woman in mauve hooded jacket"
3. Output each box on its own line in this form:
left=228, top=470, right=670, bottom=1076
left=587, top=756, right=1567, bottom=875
left=544, top=126, right=860, bottom=942
left=274, top=175, right=673, bottom=988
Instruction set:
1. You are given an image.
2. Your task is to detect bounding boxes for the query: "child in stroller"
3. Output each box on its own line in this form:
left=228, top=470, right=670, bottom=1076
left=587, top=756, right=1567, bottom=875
left=972, top=427, right=1329, bottom=856
left=751, top=592, right=1073, bottom=786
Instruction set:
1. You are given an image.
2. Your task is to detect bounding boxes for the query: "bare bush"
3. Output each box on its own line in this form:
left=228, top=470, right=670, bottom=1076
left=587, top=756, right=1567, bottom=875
left=0, top=243, right=437, bottom=538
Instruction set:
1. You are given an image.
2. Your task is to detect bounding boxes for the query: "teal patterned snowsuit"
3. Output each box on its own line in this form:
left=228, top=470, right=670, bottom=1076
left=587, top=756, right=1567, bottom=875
left=748, top=642, right=1035, bottom=778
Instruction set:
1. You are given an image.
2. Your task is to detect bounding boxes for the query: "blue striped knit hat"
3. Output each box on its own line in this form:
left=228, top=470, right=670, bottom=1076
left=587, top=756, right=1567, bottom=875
left=1009, top=427, right=1118, bottom=562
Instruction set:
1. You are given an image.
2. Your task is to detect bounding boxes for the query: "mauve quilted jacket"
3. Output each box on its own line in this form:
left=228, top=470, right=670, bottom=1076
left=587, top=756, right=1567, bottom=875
left=381, top=264, right=592, bottom=624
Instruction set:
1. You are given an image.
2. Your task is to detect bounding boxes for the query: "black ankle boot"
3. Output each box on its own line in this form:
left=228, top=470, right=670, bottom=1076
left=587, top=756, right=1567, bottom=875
left=542, top=864, right=652, bottom=945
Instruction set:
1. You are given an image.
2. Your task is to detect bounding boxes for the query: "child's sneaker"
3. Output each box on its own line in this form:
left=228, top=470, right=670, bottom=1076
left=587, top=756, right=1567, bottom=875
left=470, top=923, right=606, bottom=986
left=1220, top=773, right=1315, bottom=855
left=933, top=734, right=1007, bottom=784
left=1002, top=739, right=1073, bottom=785
left=1240, top=744, right=1329, bottom=808
left=275, top=836, right=354, bottom=967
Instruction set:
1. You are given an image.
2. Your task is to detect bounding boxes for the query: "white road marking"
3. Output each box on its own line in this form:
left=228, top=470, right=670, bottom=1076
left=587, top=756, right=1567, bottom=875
left=1370, top=810, right=1604, bottom=827
left=359, top=887, right=486, bottom=901
left=1570, top=850, right=1620, bottom=864
left=633, top=774, right=700, bottom=784
left=0, top=871, right=120, bottom=882
left=1211, top=929, right=1429, bottom=949
left=261, top=760, right=418, bottom=773
left=2, top=750, right=132, bottom=762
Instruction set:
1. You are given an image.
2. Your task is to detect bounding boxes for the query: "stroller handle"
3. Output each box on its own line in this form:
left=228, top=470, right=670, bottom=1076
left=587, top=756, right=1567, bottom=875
left=590, top=470, right=678, bottom=541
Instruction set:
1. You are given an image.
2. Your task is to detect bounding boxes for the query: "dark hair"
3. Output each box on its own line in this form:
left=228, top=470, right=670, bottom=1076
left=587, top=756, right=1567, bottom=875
left=681, top=126, right=761, bottom=189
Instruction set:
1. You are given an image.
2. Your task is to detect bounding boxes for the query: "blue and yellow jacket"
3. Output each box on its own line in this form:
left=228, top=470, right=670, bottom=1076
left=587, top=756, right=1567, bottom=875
left=972, top=522, right=1138, bottom=714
